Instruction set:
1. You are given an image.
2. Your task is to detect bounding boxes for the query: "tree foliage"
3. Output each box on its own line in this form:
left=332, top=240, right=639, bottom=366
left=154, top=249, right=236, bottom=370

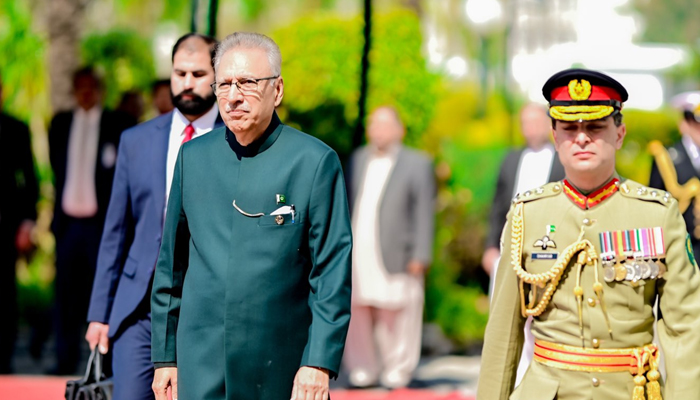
left=0, top=0, right=48, bottom=123
left=273, top=8, right=438, bottom=160
left=632, top=0, right=700, bottom=45
left=81, top=30, right=156, bottom=109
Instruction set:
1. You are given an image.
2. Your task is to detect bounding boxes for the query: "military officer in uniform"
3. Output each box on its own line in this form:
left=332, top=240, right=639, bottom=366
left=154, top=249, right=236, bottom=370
left=649, top=92, right=700, bottom=263
left=150, top=32, right=352, bottom=400
left=477, top=69, right=700, bottom=400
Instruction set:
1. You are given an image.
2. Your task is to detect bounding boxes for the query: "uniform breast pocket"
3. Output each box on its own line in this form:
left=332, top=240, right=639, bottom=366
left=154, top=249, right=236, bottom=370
left=608, top=279, right=647, bottom=317
left=525, top=252, right=560, bottom=274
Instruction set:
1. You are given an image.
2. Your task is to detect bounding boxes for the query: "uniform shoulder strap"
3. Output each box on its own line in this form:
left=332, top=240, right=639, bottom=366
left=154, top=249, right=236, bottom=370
left=618, top=179, right=674, bottom=207
left=513, top=181, right=564, bottom=204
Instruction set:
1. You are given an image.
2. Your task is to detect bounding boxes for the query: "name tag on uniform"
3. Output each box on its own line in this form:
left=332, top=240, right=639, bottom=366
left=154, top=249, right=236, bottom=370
left=532, top=252, right=558, bottom=260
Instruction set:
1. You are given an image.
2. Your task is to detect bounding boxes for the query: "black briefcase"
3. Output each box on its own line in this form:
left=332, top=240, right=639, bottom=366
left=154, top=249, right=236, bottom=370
left=65, top=347, right=113, bottom=400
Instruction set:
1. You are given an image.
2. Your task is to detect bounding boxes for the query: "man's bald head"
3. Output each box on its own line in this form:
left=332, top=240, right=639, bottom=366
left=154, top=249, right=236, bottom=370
left=520, top=103, right=552, bottom=150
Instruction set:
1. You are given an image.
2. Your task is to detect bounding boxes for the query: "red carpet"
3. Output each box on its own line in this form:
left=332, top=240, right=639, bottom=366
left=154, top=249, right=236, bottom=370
left=0, top=376, right=69, bottom=400
left=0, top=376, right=475, bottom=400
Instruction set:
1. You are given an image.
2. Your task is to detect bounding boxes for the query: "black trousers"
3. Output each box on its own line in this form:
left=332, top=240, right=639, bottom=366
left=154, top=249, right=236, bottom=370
left=53, top=216, right=101, bottom=373
left=0, top=225, right=19, bottom=373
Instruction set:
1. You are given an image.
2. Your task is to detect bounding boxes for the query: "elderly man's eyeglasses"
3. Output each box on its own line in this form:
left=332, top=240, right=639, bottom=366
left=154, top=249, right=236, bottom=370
left=210, top=76, right=279, bottom=96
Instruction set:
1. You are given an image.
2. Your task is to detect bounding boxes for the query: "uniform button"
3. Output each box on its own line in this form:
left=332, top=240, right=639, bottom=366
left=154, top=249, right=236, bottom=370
left=587, top=297, right=596, bottom=307
left=592, top=377, right=600, bottom=387
left=582, top=218, right=593, bottom=226
left=592, top=338, right=600, bottom=348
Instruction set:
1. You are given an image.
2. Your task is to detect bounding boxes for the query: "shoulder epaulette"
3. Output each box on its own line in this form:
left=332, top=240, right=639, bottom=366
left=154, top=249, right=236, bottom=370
left=513, top=181, right=564, bottom=204
left=618, top=179, right=674, bottom=207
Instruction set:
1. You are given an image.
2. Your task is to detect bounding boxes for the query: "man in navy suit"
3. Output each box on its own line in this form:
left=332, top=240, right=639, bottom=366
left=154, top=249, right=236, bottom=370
left=85, top=33, right=220, bottom=400
left=48, top=67, right=136, bottom=374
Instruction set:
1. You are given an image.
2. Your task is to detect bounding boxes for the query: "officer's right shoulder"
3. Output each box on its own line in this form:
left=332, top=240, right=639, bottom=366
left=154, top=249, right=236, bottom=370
left=513, top=181, right=564, bottom=204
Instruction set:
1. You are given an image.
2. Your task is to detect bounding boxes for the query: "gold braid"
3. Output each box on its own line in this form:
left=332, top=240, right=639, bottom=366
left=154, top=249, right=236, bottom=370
left=648, top=140, right=700, bottom=213
left=511, top=202, right=599, bottom=318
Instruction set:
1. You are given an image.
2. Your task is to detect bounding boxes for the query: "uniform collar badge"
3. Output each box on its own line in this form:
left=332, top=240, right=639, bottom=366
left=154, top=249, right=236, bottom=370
left=563, top=178, right=619, bottom=209
left=534, top=225, right=557, bottom=250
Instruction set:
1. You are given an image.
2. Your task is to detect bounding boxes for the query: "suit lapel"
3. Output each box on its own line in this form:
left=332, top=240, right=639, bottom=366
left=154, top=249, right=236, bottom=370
left=152, top=113, right=172, bottom=226
left=352, top=147, right=370, bottom=200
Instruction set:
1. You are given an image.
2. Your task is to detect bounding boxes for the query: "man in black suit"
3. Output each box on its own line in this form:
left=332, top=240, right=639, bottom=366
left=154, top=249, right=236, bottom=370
left=0, top=77, right=39, bottom=373
left=649, top=91, right=700, bottom=262
left=483, top=103, right=565, bottom=278
left=48, top=67, right=135, bottom=374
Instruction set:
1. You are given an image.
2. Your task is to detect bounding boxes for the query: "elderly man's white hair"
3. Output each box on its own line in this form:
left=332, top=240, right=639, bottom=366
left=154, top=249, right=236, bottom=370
left=213, top=32, right=282, bottom=77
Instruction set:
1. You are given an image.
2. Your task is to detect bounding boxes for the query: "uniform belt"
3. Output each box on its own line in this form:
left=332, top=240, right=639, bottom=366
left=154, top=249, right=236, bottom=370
left=534, top=340, right=662, bottom=400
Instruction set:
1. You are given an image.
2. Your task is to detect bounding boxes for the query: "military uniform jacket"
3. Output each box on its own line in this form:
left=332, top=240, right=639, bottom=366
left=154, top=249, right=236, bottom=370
left=477, top=178, right=700, bottom=400
left=151, top=114, right=352, bottom=400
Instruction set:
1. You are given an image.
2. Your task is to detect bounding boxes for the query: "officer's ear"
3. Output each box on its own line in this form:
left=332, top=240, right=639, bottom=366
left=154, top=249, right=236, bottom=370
left=615, top=123, right=626, bottom=150
left=551, top=125, right=561, bottom=152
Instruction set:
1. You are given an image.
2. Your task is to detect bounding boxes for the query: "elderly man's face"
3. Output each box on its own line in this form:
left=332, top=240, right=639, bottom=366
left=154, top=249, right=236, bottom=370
left=216, top=47, right=283, bottom=136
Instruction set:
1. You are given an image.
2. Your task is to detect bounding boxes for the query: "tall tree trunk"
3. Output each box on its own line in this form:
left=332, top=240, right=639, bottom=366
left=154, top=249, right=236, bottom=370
left=352, top=0, right=371, bottom=151
left=47, top=0, right=87, bottom=114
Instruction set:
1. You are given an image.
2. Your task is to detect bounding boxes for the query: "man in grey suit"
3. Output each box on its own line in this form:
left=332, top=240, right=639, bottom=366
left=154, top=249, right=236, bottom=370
left=344, top=106, right=436, bottom=388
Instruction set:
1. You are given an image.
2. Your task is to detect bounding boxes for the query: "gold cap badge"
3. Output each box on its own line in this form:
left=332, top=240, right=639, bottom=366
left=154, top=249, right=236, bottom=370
left=568, top=79, right=592, bottom=101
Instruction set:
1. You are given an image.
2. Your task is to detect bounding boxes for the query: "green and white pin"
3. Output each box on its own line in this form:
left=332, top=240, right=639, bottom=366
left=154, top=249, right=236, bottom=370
left=276, top=194, right=286, bottom=204
left=547, top=225, right=556, bottom=233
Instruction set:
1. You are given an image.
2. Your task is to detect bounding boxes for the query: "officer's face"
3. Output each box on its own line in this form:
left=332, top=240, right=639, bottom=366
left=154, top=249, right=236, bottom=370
left=170, top=39, right=216, bottom=117
left=215, top=47, right=284, bottom=139
left=553, top=117, right=626, bottom=179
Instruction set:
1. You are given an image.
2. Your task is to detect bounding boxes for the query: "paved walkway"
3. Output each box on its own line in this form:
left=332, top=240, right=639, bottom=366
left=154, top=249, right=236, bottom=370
left=4, top=324, right=481, bottom=399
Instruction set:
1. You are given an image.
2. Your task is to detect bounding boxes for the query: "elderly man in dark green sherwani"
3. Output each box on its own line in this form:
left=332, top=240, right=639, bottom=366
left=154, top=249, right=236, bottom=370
left=151, top=32, right=352, bottom=400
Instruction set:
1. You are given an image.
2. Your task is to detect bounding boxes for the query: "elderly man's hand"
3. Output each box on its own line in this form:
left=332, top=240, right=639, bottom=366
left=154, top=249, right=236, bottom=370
left=153, top=367, right=178, bottom=400
left=290, top=366, right=329, bottom=400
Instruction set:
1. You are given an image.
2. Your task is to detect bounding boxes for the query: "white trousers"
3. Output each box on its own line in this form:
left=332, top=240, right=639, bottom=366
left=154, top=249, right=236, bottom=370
left=343, top=279, right=424, bottom=388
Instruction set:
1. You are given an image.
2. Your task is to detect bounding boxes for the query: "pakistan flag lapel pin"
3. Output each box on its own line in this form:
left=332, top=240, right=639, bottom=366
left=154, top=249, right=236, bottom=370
left=534, top=225, right=557, bottom=250
left=276, top=194, right=286, bottom=204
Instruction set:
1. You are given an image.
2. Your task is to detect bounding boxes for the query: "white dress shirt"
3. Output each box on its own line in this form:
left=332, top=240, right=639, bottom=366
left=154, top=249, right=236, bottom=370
left=165, top=105, right=219, bottom=209
left=352, top=145, right=413, bottom=309
left=62, top=106, right=101, bottom=218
